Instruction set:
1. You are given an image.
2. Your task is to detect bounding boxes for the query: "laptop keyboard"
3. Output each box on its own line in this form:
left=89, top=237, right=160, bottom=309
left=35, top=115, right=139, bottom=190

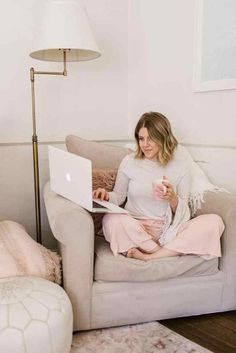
left=93, top=201, right=108, bottom=209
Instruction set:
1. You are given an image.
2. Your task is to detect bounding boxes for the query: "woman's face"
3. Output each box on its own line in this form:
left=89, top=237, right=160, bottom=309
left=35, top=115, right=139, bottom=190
left=138, top=127, right=160, bottom=161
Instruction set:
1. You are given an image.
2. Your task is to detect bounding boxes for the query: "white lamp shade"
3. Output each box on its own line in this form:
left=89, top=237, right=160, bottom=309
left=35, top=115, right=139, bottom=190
left=30, top=0, right=101, bottom=62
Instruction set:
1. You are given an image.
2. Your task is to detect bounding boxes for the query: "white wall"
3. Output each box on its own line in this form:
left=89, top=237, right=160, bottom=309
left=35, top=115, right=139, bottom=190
left=128, top=0, right=236, bottom=147
left=0, top=0, right=235, bottom=248
left=0, top=0, right=128, bottom=142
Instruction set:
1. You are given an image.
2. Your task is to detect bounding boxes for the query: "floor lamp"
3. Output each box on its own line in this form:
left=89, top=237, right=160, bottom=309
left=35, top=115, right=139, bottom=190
left=29, top=0, right=101, bottom=244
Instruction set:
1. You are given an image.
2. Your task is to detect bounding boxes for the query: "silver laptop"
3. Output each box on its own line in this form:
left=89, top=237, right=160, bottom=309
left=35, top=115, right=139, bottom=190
left=48, top=146, right=128, bottom=214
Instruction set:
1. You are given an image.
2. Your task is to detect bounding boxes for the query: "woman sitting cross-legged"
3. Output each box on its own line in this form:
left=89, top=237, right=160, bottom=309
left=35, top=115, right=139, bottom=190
left=93, top=111, right=225, bottom=261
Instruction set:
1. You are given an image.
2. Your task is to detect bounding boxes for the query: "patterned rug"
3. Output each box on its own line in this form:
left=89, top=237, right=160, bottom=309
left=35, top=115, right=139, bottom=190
left=71, top=321, right=212, bottom=353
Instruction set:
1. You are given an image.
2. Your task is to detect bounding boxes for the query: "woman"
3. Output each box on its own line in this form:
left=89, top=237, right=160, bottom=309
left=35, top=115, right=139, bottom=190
left=93, top=112, right=225, bottom=261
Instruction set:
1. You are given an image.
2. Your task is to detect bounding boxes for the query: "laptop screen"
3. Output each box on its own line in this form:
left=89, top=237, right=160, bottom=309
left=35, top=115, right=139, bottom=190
left=48, top=146, right=93, bottom=210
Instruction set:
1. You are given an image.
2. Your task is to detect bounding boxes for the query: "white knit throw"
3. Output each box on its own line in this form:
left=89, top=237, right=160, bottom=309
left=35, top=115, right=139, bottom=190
left=175, top=145, right=227, bottom=215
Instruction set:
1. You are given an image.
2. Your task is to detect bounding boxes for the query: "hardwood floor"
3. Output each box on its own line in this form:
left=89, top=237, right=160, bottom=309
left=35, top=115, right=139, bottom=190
left=160, top=311, right=236, bottom=353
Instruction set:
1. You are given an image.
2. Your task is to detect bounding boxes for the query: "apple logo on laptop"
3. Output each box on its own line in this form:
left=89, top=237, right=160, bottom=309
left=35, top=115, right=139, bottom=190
left=66, top=173, right=71, bottom=182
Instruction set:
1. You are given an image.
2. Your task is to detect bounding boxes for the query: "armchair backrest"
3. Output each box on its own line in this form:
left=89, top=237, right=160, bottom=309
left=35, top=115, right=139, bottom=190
left=66, top=135, right=132, bottom=169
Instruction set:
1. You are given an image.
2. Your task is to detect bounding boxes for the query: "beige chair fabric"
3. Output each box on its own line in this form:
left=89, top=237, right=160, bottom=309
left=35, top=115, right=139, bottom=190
left=94, top=237, right=219, bottom=282
left=44, top=136, right=236, bottom=331
left=66, top=135, right=131, bottom=169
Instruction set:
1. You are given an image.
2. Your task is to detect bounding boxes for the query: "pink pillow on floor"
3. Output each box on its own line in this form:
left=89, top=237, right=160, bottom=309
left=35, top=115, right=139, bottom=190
left=0, top=220, right=61, bottom=283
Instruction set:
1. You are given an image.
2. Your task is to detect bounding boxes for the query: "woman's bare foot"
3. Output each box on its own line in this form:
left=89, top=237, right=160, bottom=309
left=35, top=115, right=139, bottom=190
left=127, top=248, right=150, bottom=261
left=127, top=247, right=181, bottom=261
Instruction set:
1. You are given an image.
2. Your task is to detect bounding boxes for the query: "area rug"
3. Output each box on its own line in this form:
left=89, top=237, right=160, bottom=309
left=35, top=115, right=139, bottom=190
left=71, top=321, right=212, bottom=353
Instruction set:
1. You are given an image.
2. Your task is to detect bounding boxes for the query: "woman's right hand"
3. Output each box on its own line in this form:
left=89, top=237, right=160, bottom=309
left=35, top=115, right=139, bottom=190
left=92, top=188, right=109, bottom=201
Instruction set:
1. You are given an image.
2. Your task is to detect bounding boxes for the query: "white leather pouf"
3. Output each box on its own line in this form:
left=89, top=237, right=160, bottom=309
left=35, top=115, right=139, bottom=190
left=0, top=276, right=73, bottom=353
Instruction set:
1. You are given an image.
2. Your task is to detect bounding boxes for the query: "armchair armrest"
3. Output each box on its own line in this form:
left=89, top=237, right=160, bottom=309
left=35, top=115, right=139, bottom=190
left=43, top=181, right=94, bottom=330
left=196, top=191, right=236, bottom=310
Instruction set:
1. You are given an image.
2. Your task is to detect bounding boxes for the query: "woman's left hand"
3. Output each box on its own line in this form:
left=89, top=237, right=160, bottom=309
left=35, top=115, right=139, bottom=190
left=161, top=176, right=178, bottom=213
left=159, top=176, right=176, bottom=202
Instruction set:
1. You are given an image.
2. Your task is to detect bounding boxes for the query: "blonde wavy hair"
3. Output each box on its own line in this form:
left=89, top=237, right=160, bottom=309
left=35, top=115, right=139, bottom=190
left=134, top=111, right=178, bottom=165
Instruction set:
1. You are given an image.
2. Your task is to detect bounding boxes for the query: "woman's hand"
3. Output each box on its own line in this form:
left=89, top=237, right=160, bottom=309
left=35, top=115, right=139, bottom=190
left=92, top=188, right=109, bottom=201
left=156, top=176, right=178, bottom=213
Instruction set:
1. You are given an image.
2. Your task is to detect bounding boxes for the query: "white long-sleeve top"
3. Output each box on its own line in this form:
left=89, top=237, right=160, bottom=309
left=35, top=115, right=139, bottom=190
left=108, top=153, right=191, bottom=245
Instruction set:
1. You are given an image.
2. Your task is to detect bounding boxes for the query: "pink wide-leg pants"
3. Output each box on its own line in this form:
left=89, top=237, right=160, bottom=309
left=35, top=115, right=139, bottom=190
left=102, top=213, right=225, bottom=259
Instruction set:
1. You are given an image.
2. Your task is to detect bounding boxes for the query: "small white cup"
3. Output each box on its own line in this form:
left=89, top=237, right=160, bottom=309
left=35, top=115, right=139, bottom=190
left=152, top=179, right=167, bottom=199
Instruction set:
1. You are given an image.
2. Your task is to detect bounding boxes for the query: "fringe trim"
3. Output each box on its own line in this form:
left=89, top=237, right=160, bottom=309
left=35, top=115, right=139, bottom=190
left=39, top=245, right=62, bottom=285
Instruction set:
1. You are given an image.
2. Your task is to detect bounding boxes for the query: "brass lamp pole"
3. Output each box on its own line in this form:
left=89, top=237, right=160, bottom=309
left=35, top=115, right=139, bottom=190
left=29, top=0, right=101, bottom=243
left=30, top=50, right=68, bottom=244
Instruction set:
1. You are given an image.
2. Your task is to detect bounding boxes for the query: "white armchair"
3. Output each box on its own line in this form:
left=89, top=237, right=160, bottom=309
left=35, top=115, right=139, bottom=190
left=44, top=136, right=236, bottom=331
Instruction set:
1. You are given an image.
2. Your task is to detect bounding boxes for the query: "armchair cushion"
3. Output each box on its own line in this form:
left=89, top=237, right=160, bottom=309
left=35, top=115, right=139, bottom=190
left=94, top=237, right=219, bottom=282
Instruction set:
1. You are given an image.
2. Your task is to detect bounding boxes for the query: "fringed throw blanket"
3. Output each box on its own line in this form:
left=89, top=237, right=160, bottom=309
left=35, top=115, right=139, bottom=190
left=0, top=220, right=61, bottom=284
left=174, top=145, right=228, bottom=215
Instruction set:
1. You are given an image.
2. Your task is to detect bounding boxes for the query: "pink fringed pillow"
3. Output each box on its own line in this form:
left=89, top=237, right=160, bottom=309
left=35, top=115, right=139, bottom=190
left=92, top=169, right=117, bottom=234
left=92, top=169, right=117, bottom=191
